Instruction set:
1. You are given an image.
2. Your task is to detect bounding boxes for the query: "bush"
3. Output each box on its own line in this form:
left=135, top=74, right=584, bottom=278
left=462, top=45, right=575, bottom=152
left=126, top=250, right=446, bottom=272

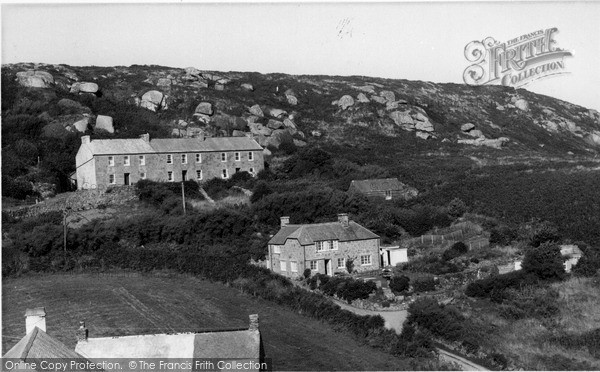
left=522, top=242, right=565, bottom=281
left=303, top=268, right=311, bottom=279
left=389, top=275, right=410, bottom=294
left=250, top=181, right=272, bottom=203
left=407, top=298, right=465, bottom=342
left=572, top=243, right=600, bottom=277
left=465, top=270, right=539, bottom=299
left=412, top=276, right=436, bottom=293
left=489, top=225, right=518, bottom=246
left=447, top=198, right=467, bottom=218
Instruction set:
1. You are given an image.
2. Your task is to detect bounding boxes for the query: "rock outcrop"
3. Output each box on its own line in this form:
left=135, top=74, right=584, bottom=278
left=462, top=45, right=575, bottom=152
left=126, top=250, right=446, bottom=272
left=95, top=115, right=114, bottom=133
left=70, top=82, right=99, bottom=94
left=195, top=102, right=213, bottom=116
left=336, top=95, right=355, bottom=110
left=249, top=104, right=264, bottom=117
left=140, top=90, right=167, bottom=112
left=16, top=70, right=54, bottom=88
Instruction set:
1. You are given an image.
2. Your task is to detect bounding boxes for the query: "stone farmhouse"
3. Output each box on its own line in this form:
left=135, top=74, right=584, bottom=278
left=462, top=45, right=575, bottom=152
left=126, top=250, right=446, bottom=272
left=348, top=178, right=418, bottom=201
left=268, top=214, right=381, bottom=278
left=75, top=134, right=264, bottom=189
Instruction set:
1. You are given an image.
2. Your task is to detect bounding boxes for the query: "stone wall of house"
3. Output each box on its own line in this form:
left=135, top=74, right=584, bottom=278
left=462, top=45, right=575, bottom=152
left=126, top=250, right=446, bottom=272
left=271, top=238, right=380, bottom=278
left=82, top=149, right=264, bottom=189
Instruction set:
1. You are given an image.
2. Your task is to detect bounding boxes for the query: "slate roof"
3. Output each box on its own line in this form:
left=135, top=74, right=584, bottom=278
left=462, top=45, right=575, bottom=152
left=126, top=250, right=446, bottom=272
left=3, top=327, right=86, bottom=360
left=269, top=221, right=379, bottom=245
left=150, top=137, right=263, bottom=153
left=84, top=136, right=262, bottom=155
left=349, top=178, right=405, bottom=192
left=87, top=138, right=156, bottom=155
left=75, top=329, right=260, bottom=359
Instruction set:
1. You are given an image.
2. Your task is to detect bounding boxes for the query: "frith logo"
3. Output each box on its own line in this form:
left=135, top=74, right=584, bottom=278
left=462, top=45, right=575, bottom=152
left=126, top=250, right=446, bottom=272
left=463, top=28, right=573, bottom=88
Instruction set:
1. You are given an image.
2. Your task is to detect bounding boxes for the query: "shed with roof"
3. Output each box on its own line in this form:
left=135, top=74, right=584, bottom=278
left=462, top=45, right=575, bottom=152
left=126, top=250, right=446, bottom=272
left=348, top=178, right=418, bottom=201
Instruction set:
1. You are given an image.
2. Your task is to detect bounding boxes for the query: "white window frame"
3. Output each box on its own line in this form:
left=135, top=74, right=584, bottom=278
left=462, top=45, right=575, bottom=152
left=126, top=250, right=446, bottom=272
left=316, top=241, right=324, bottom=252
left=280, top=261, right=286, bottom=272
left=222, top=169, right=228, bottom=179
left=167, top=171, right=174, bottom=182
left=123, top=156, right=130, bottom=166
left=272, top=245, right=281, bottom=254
left=181, top=154, right=187, bottom=164
left=108, top=174, right=115, bottom=184
left=331, top=240, right=339, bottom=250
left=140, top=172, right=146, bottom=180
left=360, top=255, right=372, bottom=266
left=196, top=153, right=202, bottom=163
left=291, top=261, right=298, bottom=273
left=108, top=156, right=114, bottom=167
left=337, top=258, right=345, bottom=269
left=248, top=151, right=254, bottom=161
left=235, top=152, right=240, bottom=161
left=221, top=152, right=227, bottom=162
left=310, top=260, right=318, bottom=270
left=139, top=155, right=145, bottom=165
left=196, top=170, right=203, bottom=181
left=166, top=154, right=173, bottom=164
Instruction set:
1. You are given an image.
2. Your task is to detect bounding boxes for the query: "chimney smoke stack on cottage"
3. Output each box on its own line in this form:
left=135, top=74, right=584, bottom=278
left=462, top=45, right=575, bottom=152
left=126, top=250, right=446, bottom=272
left=249, top=314, right=259, bottom=331
left=139, top=133, right=150, bottom=142
left=338, top=213, right=349, bottom=228
left=280, top=216, right=290, bottom=227
left=81, top=135, right=91, bottom=145
left=25, top=307, right=46, bottom=334
left=76, top=321, right=88, bottom=342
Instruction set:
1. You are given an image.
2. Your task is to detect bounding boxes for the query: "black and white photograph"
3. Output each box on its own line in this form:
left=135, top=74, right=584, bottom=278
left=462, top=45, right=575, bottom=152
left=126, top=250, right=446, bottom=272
left=1, top=1, right=599, bottom=371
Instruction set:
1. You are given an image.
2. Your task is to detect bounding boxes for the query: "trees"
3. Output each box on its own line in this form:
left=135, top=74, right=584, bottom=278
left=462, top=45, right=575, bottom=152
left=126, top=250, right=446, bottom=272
left=522, top=241, right=565, bottom=281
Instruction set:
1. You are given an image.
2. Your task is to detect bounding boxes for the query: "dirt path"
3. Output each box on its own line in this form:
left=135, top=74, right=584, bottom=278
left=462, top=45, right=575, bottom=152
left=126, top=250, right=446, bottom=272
left=332, top=298, right=489, bottom=371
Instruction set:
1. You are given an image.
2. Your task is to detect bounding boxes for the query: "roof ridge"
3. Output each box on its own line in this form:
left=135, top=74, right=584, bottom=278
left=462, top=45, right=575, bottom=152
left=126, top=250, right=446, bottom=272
left=21, top=327, right=39, bottom=359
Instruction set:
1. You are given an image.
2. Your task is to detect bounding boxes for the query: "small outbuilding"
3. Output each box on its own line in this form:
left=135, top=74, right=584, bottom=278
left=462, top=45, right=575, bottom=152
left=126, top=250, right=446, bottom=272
left=348, top=178, right=418, bottom=201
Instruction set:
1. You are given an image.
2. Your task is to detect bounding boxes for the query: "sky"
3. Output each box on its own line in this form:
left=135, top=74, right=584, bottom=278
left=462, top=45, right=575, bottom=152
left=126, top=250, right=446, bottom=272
left=2, top=1, right=599, bottom=111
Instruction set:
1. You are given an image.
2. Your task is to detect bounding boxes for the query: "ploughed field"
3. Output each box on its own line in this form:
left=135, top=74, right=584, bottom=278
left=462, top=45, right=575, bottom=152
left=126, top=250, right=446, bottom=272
left=2, top=273, right=409, bottom=370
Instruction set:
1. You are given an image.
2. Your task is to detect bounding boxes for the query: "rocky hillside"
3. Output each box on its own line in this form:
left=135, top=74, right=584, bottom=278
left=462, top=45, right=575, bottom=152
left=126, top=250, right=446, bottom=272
left=2, top=62, right=600, bottom=201
left=4, top=62, right=600, bottom=155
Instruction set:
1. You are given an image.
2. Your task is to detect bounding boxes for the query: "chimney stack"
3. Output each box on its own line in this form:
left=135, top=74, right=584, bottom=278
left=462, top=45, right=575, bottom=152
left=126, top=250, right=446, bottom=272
left=81, top=135, right=91, bottom=145
left=280, top=216, right=290, bottom=227
left=249, top=314, right=259, bottom=331
left=25, top=307, right=46, bottom=334
left=140, top=133, right=150, bottom=142
left=338, top=213, right=349, bottom=228
left=76, top=321, right=88, bottom=342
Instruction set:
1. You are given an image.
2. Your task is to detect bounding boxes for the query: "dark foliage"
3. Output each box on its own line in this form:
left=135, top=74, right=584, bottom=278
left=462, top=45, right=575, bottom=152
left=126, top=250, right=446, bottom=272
left=522, top=242, right=566, bottom=281
left=572, top=242, right=600, bottom=277
left=316, top=274, right=377, bottom=304
left=412, top=276, right=436, bottom=293
left=407, top=298, right=465, bottom=342
left=250, top=181, right=272, bottom=203
left=465, top=270, right=539, bottom=299
left=389, top=275, right=410, bottom=294
left=280, top=147, right=334, bottom=179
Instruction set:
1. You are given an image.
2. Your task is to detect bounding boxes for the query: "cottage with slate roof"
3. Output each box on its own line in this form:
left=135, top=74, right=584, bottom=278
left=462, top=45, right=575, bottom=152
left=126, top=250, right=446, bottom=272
left=348, top=178, right=418, bottom=201
left=268, top=214, right=380, bottom=278
left=75, top=133, right=264, bottom=189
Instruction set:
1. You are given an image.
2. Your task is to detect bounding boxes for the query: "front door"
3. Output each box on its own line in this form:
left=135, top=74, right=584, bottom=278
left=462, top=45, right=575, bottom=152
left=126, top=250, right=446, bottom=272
left=182, top=170, right=187, bottom=181
left=124, top=173, right=130, bottom=186
left=324, top=259, right=332, bottom=276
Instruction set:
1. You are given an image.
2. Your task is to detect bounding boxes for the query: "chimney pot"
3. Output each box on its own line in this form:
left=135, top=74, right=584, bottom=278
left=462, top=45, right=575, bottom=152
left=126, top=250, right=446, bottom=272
left=249, top=314, right=259, bottom=331
left=25, top=307, right=46, bottom=334
left=280, top=216, right=290, bottom=227
left=76, top=321, right=88, bottom=342
left=81, top=135, right=91, bottom=145
left=338, top=213, right=349, bottom=228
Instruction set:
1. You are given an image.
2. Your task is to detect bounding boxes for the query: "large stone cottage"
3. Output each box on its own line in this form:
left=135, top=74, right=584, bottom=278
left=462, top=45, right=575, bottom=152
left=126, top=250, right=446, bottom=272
left=75, top=134, right=264, bottom=189
left=268, top=214, right=381, bottom=278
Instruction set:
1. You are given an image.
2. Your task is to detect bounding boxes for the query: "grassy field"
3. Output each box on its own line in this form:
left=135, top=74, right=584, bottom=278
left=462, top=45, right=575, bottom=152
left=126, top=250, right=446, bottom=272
left=463, top=277, right=600, bottom=370
left=2, top=273, right=412, bottom=371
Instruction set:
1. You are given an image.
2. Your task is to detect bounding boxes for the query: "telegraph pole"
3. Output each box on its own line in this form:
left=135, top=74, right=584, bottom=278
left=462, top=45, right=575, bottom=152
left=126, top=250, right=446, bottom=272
left=181, top=181, right=186, bottom=215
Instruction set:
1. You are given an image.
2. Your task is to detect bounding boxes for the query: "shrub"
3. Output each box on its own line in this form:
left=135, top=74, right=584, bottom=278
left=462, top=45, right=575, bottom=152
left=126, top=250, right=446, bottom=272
left=303, top=268, right=311, bottom=279
left=572, top=243, right=600, bottom=277
left=389, top=275, right=410, bottom=294
left=412, top=276, right=436, bottom=293
left=490, top=225, right=518, bottom=246
left=522, top=242, right=565, bottom=281
left=250, top=181, right=272, bottom=203
left=407, top=298, right=465, bottom=341
left=465, top=270, right=539, bottom=298
left=447, top=198, right=467, bottom=218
